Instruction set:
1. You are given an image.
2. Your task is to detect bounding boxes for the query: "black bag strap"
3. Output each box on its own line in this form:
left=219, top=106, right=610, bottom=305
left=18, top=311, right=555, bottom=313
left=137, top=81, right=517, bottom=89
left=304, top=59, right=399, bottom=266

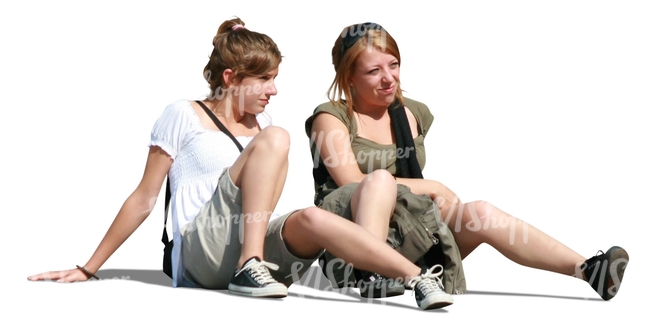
left=387, top=99, right=423, bottom=179
left=194, top=100, right=244, bottom=152
left=162, top=100, right=244, bottom=246
left=310, top=100, right=423, bottom=205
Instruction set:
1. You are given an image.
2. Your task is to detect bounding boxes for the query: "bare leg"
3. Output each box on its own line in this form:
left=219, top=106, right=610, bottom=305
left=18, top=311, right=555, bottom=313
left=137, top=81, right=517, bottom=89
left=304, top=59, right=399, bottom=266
left=285, top=207, right=456, bottom=309
left=350, top=170, right=397, bottom=240
left=228, top=126, right=290, bottom=269
left=440, top=200, right=586, bottom=277
left=282, top=207, right=422, bottom=282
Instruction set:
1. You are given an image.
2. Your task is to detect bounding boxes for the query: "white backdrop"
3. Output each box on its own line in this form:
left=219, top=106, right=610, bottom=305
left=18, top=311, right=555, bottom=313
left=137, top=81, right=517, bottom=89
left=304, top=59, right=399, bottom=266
left=2, top=0, right=647, bottom=324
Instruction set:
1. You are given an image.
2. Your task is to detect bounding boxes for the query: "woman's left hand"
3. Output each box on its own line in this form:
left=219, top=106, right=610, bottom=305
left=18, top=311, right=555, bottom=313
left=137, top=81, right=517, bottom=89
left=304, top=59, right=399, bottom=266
left=27, top=268, right=94, bottom=283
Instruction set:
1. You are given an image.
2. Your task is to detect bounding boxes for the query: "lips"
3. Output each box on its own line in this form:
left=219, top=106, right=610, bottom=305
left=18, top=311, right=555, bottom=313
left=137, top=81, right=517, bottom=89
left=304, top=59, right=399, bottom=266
left=379, top=85, right=395, bottom=94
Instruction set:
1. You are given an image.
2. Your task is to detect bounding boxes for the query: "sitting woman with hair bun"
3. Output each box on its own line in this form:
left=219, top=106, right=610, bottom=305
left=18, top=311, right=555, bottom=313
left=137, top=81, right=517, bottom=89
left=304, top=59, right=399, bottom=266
left=28, top=17, right=456, bottom=311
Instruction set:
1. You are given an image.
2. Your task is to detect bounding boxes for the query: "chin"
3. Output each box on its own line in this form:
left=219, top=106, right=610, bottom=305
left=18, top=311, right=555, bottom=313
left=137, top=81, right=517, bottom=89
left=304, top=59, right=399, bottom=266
left=253, top=107, right=267, bottom=115
left=380, top=96, right=396, bottom=106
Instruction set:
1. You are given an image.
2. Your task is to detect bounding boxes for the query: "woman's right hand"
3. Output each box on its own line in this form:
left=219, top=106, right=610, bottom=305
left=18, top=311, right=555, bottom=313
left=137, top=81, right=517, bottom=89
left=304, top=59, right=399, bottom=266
left=398, top=178, right=461, bottom=213
left=27, top=268, right=94, bottom=283
left=430, top=181, right=462, bottom=214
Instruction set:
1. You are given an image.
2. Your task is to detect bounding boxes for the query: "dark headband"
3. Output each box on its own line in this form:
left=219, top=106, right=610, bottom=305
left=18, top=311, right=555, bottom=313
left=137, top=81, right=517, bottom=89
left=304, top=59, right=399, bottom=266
left=340, top=22, right=385, bottom=57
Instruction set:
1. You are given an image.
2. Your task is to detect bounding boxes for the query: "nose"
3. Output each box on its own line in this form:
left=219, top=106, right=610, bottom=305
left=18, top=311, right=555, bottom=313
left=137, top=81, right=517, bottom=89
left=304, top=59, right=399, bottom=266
left=266, top=80, right=277, bottom=96
left=381, top=68, right=395, bottom=83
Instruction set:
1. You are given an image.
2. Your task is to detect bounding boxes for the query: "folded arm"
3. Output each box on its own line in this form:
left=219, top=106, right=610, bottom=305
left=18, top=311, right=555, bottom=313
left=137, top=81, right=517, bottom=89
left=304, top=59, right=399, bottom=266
left=310, top=112, right=461, bottom=212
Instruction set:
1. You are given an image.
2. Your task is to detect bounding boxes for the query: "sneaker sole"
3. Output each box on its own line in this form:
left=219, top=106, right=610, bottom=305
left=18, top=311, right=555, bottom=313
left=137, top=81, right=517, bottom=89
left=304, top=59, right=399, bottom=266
left=228, top=283, right=288, bottom=298
left=601, top=246, right=629, bottom=301
left=360, top=285, right=405, bottom=298
left=418, top=294, right=454, bottom=310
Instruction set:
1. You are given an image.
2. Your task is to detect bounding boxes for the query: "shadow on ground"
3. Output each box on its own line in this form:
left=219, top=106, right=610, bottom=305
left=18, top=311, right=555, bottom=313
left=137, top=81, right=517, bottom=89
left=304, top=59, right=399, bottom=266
left=95, top=265, right=595, bottom=301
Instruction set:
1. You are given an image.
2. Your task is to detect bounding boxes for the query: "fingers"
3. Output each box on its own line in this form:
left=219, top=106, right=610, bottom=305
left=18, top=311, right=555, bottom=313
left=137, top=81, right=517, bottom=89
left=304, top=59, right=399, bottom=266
left=434, top=195, right=462, bottom=214
left=27, top=270, right=66, bottom=281
left=27, top=269, right=90, bottom=283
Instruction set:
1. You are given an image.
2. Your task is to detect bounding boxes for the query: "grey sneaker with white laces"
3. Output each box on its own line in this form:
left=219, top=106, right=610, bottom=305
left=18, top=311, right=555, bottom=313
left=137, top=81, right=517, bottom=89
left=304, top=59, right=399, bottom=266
left=407, top=265, right=454, bottom=310
left=228, top=257, right=288, bottom=298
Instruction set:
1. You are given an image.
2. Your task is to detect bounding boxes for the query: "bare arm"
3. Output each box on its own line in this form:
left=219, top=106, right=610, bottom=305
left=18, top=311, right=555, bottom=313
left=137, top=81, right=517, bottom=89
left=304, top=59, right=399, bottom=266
left=310, top=113, right=367, bottom=186
left=395, top=177, right=461, bottom=212
left=310, top=113, right=461, bottom=211
left=27, top=146, right=172, bottom=282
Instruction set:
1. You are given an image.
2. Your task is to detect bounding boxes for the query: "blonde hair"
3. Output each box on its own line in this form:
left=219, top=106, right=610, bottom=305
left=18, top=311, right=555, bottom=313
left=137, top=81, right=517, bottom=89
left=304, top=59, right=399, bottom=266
left=204, top=17, right=282, bottom=98
left=327, top=23, right=403, bottom=119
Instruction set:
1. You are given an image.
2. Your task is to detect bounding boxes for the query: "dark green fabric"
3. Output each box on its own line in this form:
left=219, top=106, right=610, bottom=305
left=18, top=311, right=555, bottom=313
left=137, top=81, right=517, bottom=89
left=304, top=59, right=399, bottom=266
left=305, top=98, right=432, bottom=206
left=319, top=183, right=467, bottom=294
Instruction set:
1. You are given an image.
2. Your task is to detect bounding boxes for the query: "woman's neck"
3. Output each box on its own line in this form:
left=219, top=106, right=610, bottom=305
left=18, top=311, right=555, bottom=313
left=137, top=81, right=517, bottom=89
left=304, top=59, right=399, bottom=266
left=204, top=98, right=257, bottom=128
left=353, top=102, right=389, bottom=120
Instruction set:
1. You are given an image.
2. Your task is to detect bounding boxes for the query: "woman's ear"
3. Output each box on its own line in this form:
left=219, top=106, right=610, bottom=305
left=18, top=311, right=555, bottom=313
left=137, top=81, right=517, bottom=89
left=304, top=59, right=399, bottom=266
left=222, top=69, right=235, bottom=87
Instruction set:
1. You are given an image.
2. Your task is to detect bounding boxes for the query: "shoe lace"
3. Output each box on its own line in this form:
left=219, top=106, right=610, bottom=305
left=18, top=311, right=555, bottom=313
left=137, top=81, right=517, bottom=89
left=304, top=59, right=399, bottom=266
left=242, top=260, right=280, bottom=285
left=585, top=250, right=606, bottom=272
left=408, top=264, right=445, bottom=297
left=364, top=272, right=382, bottom=282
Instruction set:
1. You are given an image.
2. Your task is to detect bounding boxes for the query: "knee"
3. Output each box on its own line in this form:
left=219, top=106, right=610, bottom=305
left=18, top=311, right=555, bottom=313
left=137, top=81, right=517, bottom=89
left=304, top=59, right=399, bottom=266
left=460, top=200, right=505, bottom=232
left=294, top=207, right=330, bottom=232
left=257, top=126, right=290, bottom=155
left=464, top=200, right=496, bottom=220
left=360, top=170, right=397, bottom=193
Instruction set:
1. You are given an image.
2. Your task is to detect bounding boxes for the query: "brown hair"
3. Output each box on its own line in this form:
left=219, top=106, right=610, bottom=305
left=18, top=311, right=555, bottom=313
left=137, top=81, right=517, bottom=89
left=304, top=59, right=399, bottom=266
left=204, top=17, right=282, bottom=98
left=327, top=23, right=403, bottom=118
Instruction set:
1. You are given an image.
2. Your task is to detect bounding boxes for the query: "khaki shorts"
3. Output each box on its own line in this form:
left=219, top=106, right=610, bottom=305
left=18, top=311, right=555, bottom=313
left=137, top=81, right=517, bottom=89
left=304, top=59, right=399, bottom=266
left=180, top=168, right=319, bottom=289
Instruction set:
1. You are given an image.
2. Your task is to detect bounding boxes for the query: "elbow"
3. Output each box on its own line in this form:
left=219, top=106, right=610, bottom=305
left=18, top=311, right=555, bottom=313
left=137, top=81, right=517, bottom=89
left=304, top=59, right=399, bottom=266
left=127, top=190, right=159, bottom=220
left=332, top=173, right=367, bottom=187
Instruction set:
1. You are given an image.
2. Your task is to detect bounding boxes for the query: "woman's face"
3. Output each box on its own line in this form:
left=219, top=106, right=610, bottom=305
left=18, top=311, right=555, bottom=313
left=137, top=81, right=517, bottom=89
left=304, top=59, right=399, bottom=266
left=231, top=67, right=279, bottom=115
left=350, top=48, right=400, bottom=111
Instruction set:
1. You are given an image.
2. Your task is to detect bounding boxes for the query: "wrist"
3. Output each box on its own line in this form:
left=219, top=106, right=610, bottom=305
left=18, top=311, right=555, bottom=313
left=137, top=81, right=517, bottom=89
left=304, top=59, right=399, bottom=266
left=428, top=180, right=442, bottom=198
left=76, top=265, right=99, bottom=280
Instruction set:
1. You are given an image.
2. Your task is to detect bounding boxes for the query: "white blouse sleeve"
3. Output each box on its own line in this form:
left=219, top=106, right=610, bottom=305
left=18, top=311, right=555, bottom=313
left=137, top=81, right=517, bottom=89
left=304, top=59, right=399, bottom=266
left=149, top=100, right=193, bottom=159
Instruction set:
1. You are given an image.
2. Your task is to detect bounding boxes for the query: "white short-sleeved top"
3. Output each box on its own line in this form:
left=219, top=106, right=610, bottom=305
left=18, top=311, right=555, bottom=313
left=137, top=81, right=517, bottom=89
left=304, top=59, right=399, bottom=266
left=149, top=99, right=271, bottom=287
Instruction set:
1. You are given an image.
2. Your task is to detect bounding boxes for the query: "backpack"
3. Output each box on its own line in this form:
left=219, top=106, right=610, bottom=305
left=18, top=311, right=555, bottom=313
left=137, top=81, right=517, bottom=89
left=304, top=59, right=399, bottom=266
left=318, top=183, right=467, bottom=294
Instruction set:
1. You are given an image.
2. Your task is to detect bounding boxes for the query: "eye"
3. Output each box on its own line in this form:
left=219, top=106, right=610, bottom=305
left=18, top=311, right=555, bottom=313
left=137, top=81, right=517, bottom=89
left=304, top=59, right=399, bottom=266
left=367, top=68, right=380, bottom=75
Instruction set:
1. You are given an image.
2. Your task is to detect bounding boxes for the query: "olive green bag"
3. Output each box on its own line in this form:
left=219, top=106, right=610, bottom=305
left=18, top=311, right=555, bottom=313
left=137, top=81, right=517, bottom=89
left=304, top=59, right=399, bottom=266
left=319, top=183, right=467, bottom=294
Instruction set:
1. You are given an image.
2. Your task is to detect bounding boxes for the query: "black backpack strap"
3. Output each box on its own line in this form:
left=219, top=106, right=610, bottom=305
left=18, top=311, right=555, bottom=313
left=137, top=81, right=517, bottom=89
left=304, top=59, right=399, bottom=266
left=162, top=180, right=171, bottom=245
left=194, top=100, right=244, bottom=151
left=162, top=178, right=173, bottom=278
left=162, top=100, right=246, bottom=278
left=388, top=99, right=423, bottom=179
left=164, top=100, right=245, bottom=228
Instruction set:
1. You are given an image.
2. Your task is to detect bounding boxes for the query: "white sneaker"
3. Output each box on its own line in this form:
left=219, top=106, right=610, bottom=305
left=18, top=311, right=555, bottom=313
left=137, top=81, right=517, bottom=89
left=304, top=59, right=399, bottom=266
left=228, top=257, right=288, bottom=298
left=407, top=265, right=454, bottom=310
